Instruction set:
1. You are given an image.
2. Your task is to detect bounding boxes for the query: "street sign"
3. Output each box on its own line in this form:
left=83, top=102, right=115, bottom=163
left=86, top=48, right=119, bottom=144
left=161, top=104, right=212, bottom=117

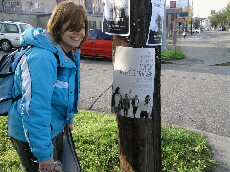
left=180, top=12, right=188, bottom=17
left=176, top=19, right=185, bottom=23
left=170, top=1, right=176, bottom=8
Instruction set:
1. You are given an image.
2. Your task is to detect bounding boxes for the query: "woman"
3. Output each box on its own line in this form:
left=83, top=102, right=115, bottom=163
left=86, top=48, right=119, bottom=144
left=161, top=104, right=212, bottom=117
left=8, top=1, right=88, bottom=171
left=183, top=29, right=186, bottom=39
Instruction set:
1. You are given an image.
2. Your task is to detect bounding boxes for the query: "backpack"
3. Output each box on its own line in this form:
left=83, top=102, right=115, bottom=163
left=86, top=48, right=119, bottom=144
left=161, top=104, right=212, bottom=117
left=0, top=46, right=59, bottom=116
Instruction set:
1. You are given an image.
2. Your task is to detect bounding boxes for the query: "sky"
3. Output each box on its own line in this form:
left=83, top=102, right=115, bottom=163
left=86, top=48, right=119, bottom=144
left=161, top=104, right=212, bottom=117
left=192, top=0, right=229, bottom=18
left=166, top=0, right=230, bottom=18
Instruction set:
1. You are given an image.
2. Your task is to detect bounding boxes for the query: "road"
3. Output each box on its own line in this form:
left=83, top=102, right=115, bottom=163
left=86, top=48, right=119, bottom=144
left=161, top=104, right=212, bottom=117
left=162, top=30, right=229, bottom=137
left=200, top=30, right=230, bottom=50
left=162, top=30, right=230, bottom=171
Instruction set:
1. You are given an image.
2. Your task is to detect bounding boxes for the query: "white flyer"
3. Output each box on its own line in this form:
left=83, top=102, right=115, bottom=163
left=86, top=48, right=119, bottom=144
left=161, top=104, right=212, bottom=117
left=146, top=0, right=165, bottom=45
left=102, top=0, right=130, bottom=36
left=112, top=47, right=155, bottom=118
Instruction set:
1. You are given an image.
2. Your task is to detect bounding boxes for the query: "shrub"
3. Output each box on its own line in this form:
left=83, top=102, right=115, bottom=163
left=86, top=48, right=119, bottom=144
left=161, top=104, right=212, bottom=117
left=161, top=50, right=186, bottom=61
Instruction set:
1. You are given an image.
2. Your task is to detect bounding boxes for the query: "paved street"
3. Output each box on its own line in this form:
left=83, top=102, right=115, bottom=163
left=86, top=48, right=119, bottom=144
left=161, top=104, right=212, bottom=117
left=162, top=31, right=230, bottom=171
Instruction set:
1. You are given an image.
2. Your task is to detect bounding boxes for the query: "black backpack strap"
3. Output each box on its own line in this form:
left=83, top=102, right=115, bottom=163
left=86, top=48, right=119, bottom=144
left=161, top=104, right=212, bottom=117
left=12, top=94, right=22, bottom=103
left=53, top=52, right=61, bottom=74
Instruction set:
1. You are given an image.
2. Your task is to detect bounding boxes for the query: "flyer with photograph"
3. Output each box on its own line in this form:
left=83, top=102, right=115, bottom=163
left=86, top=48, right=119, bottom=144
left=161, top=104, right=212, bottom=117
left=112, top=47, right=155, bottom=118
left=102, top=0, right=130, bottom=36
left=146, top=0, right=165, bottom=45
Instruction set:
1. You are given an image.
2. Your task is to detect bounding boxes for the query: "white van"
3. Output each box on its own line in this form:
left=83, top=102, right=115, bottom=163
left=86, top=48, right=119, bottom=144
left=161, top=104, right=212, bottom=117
left=0, top=21, right=32, bottom=52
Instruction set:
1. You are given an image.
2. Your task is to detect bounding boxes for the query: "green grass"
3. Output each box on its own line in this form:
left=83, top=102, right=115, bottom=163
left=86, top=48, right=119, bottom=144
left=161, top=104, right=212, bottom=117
left=0, top=110, right=214, bottom=172
left=215, top=62, right=230, bottom=66
left=161, top=49, right=186, bottom=61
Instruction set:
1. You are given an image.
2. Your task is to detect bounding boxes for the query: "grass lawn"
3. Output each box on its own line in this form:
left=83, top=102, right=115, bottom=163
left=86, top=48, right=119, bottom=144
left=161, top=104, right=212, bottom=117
left=0, top=110, right=214, bottom=172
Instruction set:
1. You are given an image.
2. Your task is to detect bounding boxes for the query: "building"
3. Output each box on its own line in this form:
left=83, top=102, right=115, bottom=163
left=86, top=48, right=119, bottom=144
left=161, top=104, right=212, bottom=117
left=0, top=0, right=103, bottom=29
left=0, top=0, right=56, bottom=14
left=0, top=0, right=103, bottom=17
left=200, top=18, right=211, bottom=30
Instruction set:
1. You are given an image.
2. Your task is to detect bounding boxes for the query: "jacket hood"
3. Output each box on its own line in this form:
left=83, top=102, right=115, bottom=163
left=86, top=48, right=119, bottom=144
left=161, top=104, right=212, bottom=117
left=20, top=28, right=58, bottom=54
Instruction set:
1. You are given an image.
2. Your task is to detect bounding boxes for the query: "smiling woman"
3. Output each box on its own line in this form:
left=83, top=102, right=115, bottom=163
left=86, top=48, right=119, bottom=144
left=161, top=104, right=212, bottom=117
left=47, top=2, right=89, bottom=52
left=7, top=1, right=89, bottom=172
left=60, top=22, right=86, bottom=52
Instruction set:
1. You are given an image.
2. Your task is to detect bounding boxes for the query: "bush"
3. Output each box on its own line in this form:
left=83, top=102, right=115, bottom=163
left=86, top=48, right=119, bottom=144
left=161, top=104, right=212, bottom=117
left=161, top=50, right=186, bottom=61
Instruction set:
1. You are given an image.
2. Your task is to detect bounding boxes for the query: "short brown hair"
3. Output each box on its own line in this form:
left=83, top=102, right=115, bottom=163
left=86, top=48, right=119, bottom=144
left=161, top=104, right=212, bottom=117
left=47, top=1, right=88, bottom=47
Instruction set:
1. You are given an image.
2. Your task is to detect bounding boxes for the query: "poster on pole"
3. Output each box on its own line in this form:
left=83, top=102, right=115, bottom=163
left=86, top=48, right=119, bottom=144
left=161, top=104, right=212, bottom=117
left=102, top=0, right=130, bottom=36
left=146, top=0, right=165, bottom=46
left=112, top=47, right=155, bottom=118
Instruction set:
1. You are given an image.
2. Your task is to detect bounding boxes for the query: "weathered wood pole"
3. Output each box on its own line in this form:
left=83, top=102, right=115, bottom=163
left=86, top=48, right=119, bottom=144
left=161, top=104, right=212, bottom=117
left=112, top=0, right=161, bottom=171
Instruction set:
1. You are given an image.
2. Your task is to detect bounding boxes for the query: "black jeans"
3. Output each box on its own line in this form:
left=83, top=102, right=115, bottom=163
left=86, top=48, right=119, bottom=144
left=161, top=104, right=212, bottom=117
left=133, top=107, right=138, bottom=118
left=11, top=132, right=63, bottom=172
left=140, top=111, right=148, bottom=118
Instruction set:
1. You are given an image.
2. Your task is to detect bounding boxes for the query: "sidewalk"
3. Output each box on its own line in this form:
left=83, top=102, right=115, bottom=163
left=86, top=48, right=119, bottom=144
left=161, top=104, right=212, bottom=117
left=162, top=32, right=230, bottom=171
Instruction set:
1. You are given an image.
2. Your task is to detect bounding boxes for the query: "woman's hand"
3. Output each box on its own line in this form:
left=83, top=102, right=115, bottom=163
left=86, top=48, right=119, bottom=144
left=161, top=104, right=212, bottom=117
left=63, top=124, right=74, bottom=136
left=67, top=124, right=74, bottom=131
left=39, top=158, right=54, bottom=172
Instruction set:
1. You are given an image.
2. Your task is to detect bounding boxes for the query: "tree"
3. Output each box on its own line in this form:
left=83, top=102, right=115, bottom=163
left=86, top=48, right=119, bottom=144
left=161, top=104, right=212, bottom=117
left=211, top=3, right=230, bottom=27
left=112, top=0, right=162, bottom=171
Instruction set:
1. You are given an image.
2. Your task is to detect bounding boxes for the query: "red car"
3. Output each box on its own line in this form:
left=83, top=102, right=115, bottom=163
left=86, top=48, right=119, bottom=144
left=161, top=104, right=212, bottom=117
left=80, top=29, right=112, bottom=58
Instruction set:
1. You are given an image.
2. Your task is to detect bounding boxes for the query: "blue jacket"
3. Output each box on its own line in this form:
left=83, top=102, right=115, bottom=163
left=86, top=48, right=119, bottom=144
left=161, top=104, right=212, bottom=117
left=8, top=28, right=81, bottom=161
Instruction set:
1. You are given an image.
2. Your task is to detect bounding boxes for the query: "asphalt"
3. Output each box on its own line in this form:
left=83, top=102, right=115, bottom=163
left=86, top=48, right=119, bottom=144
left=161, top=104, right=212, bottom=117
left=163, top=32, right=230, bottom=171
left=78, top=31, right=230, bottom=171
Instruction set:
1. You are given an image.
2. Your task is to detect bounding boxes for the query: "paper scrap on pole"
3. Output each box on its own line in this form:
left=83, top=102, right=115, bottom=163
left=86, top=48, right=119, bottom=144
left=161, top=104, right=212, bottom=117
left=146, top=0, right=165, bottom=46
left=112, top=47, right=155, bottom=118
left=102, top=0, right=130, bottom=36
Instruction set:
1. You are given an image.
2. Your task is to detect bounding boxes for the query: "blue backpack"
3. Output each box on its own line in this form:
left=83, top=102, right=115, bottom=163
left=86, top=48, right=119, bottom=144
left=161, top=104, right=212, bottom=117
left=0, top=47, right=59, bottom=116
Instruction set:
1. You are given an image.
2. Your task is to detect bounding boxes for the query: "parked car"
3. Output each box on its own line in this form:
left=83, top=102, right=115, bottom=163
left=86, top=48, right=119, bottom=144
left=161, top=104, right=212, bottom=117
left=221, top=26, right=226, bottom=31
left=188, top=28, right=195, bottom=33
left=80, top=29, right=112, bottom=58
left=0, top=21, right=32, bottom=51
left=195, top=28, right=201, bottom=33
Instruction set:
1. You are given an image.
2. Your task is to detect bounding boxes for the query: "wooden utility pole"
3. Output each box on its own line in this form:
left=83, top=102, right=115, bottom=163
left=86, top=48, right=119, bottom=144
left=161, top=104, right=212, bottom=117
left=112, top=0, right=161, bottom=171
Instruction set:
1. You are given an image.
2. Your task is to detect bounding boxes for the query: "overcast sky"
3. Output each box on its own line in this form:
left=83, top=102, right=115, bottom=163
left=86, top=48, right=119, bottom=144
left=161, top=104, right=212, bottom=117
left=192, top=0, right=229, bottom=18
left=166, top=0, right=229, bottom=18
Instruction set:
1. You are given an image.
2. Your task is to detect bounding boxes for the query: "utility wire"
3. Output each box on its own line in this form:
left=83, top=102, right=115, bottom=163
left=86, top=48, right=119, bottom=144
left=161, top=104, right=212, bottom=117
left=88, top=85, right=112, bottom=110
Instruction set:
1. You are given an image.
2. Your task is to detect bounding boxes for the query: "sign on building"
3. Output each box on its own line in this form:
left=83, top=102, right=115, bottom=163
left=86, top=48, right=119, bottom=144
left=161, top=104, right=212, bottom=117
left=170, top=1, right=176, bottom=8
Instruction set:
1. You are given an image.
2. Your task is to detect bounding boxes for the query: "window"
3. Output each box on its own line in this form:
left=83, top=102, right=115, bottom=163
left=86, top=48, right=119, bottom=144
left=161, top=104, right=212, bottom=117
left=34, top=2, right=39, bottom=8
left=16, top=1, right=20, bottom=7
left=0, top=23, right=7, bottom=32
left=88, top=29, right=100, bottom=40
left=19, top=24, right=32, bottom=33
left=6, top=24, right=19, bottom=33
left=97, top=31, right=112, bottom=40
left=88, top=21, right=96, bottom=29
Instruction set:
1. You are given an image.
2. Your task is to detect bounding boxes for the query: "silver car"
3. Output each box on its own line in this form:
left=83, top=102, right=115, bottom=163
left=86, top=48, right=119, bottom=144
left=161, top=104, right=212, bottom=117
left=0, top=21, right=32, bottom=52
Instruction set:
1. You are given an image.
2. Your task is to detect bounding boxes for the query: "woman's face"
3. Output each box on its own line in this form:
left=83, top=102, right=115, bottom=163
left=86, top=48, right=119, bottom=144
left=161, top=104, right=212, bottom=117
left=60, top=22, right=85, bottom=53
